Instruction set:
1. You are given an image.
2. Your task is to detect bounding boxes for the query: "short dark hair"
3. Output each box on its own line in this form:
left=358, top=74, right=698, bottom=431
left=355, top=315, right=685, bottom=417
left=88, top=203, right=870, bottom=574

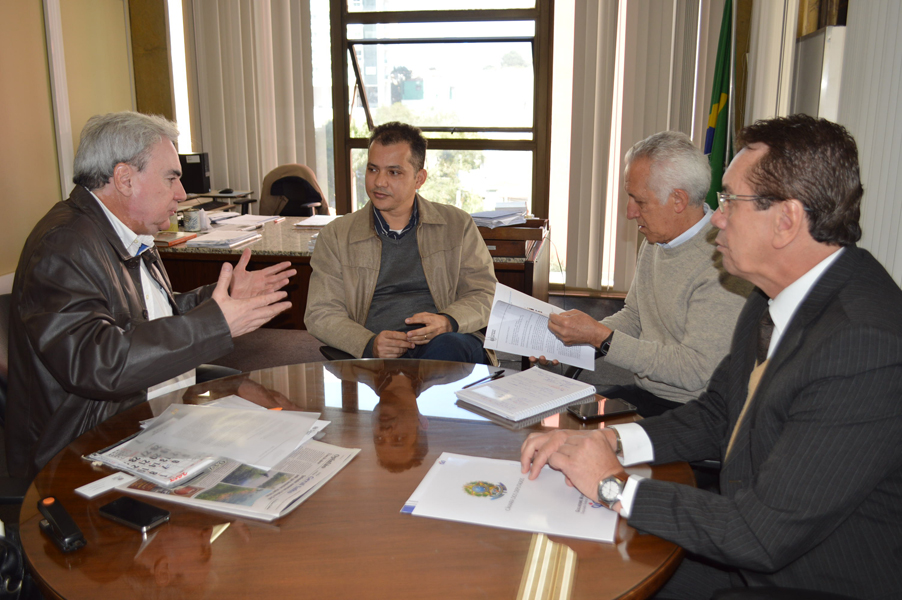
left=737, top=114, right=863, bottom=246
left=368, top=121, right=428, bottom=171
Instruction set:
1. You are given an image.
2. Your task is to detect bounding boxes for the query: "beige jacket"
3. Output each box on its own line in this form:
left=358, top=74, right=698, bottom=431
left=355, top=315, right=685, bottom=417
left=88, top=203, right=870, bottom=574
left=306, top=196, right=496, bottom=357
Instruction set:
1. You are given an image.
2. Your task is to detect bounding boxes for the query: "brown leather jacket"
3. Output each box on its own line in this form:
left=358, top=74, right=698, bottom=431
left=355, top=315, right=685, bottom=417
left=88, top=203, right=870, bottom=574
left=6, top=187, right=233, bottom=479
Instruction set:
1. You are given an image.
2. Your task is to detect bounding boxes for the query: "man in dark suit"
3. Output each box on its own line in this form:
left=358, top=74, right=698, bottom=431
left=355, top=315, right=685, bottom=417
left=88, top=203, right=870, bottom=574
left=520, top=114, right=902, bottom=599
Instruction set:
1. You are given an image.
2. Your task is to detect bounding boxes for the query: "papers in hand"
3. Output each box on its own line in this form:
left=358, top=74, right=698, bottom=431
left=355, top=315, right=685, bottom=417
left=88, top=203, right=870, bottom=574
left=185, top=229, right=262, bottom=248
left=403, top=452, right=618, bottom=543
left=470, top=209, right=528, bottom=229
left=455, top=367, right=596, bottom=422
left=483, top=284, right=596, bottom=370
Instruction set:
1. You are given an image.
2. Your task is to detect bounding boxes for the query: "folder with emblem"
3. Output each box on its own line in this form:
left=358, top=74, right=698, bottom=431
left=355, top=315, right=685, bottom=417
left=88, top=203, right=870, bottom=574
left=402, top=452, right=617, bottom=543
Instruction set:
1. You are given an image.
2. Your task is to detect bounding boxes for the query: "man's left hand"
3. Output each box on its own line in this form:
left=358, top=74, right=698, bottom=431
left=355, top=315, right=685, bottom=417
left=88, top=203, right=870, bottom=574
left=548, top=310, right=612, bottom=349
left=229, top=248, right=296, bottom=299
left=520, top=429, right=623, bottom=502
left=406, top=312, right=452, bottom=345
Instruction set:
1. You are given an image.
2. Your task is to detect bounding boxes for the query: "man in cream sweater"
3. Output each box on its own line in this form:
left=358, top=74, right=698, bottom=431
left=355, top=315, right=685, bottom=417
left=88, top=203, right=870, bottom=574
left=541, top=131, right=752, bottom=416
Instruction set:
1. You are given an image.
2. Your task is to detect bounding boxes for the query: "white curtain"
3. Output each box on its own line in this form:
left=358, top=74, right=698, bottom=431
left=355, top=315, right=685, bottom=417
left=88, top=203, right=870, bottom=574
left=840, top=1, right=902, bottom=283
left=744, top=0, right=798, bottom=125
left=565, top=0, right=723, bottom=292
left=189, top=0, right=316, bottom=211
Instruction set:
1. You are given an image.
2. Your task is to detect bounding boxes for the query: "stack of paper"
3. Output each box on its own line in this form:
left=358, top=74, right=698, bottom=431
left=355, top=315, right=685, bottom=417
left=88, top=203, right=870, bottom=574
left=85, top=401, right=359, bottom=521
left=186, top=229, right=262, bottom=248
left=87, top=404, right=322, bottom=486
left=222, top=214, right=284, bottom=228
left=403, top=452, right=618, bottom=543
left=208, top=211, right=241, bottom=223
left=455, top=367, right=596, bottom=423
left=294, top=215, right=339, bottom=228
left=471, top=209, right=528, bottom=229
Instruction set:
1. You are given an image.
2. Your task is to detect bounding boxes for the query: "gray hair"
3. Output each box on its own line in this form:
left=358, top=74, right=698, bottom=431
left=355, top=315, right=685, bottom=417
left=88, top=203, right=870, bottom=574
left=624, top=131, right=711, bottom=207
left=72, top=112, right=180, bottom=190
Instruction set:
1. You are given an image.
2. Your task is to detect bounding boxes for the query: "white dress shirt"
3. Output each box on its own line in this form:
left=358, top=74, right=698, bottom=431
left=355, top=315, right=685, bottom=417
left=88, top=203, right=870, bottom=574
left=92, top=192, right=195, bottom=398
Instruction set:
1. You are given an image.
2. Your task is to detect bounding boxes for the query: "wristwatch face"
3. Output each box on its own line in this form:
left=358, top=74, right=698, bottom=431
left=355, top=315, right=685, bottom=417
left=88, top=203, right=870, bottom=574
left=599, top=476, right=624, bottom=504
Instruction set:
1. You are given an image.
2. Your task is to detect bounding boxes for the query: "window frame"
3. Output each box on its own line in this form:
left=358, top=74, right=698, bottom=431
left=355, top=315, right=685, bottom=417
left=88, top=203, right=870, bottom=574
left=329, top=3, right=555, bottom=217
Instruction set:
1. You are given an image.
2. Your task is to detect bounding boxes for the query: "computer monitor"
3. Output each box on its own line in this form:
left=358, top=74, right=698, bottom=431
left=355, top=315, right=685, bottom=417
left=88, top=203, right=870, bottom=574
left=178, top=153, right=211, bottom=194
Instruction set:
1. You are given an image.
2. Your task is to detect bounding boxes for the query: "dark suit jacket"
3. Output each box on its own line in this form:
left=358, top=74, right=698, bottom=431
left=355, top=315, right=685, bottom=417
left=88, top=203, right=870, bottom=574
left=7, top=186, right=232, bottom=479
left=629, top=247, right=902, bottom=598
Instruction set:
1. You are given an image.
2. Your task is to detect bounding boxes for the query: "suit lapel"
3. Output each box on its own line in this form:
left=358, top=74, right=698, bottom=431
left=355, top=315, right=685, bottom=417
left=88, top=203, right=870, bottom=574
left=723, top=248, right=861, bottom=468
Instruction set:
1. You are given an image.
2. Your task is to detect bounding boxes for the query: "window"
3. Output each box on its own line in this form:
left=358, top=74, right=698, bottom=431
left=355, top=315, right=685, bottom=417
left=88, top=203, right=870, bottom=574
left=330, top=1, right=554, bottom=216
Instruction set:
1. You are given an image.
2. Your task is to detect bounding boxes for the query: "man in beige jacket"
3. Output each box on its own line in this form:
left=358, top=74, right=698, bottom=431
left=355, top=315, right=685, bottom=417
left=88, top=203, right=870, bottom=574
left=305, top=122, right=496, bottom=363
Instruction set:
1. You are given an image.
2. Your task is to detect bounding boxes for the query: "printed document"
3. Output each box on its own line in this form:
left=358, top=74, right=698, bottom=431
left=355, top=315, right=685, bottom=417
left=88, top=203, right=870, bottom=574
left=137, top=404, right=320, bottom=470
left=403, top=452, right=617, bottom=543
left=484, top=284, right=596, bottom=370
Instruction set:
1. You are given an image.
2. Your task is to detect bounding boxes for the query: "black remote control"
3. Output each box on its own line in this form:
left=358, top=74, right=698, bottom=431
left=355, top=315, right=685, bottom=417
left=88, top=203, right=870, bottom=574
left=37, top=496, right=86, bottom=553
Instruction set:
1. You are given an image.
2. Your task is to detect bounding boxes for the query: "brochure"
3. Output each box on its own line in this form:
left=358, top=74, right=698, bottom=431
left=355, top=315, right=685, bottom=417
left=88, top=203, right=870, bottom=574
left=403, top=452, right=617, bottom=543
left=483, top=284, right=596, bottom=370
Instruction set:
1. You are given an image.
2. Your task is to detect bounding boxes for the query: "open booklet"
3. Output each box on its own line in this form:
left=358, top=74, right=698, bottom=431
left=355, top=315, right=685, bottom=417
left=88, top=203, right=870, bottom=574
left=118, top=440, right=359, bottom=522
left=454, top=367, right=596, bottom=422
left=484, top=284, right=596, bottom=370
left=402, top=452, right=618, bottom=543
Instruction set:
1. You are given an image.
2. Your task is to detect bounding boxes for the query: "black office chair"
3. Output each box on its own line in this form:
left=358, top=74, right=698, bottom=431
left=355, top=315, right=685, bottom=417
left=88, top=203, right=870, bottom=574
left=319, top=346, right=355, bottom=361
left=260, top=164, right=330, bottom=217
left=0, top=293, right=40, bottom=600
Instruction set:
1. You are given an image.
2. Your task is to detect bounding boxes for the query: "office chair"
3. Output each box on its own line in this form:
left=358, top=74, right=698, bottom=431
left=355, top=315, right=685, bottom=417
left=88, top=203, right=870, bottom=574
left=0, top=294, right=32, bottom=504
left=319, top=346, right=355, bottom=361
left=260, top=164, right=329, bottom=217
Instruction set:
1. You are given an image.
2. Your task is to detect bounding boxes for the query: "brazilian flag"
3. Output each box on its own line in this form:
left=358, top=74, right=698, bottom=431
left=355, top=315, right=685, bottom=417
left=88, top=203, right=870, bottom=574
left=704, top=1, right=733, bottom=210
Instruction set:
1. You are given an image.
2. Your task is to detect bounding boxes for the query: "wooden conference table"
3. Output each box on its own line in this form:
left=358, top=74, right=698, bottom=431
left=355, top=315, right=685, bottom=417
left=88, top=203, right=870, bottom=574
left=20, top=360, right=693, bottom=600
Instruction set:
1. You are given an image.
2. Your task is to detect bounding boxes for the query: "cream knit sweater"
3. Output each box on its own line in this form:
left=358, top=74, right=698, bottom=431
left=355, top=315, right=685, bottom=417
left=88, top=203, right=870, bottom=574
left=601, top=220, right=753, bottom=403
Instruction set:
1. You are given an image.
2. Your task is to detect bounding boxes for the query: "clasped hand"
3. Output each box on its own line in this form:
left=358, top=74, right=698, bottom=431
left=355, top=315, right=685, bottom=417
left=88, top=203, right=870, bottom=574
left=372, top=312, right=452, bottom=358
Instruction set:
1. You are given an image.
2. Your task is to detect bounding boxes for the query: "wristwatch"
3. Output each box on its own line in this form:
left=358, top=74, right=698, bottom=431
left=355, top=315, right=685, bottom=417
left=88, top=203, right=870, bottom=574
left=597, top=474, right=627, bottom=509
left=599, top=331, right=614, bottom=356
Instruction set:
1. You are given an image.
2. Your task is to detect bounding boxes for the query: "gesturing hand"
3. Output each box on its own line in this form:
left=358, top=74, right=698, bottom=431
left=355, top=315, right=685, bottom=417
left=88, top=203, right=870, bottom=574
left=228, top=248, right=296, bottom=299
left=213, top=261, right=291, bottom=337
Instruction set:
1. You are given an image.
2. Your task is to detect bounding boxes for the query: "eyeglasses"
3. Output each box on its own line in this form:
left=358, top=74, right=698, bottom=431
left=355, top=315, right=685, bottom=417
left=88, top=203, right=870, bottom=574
left=716, top=192, right=782, bottom=216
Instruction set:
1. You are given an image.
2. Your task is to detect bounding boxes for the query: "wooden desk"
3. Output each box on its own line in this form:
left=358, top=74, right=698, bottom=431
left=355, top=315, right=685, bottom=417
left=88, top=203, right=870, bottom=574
left=20, top=360, right=692, bottom=600
left=159, top=217, right=550, bottom=330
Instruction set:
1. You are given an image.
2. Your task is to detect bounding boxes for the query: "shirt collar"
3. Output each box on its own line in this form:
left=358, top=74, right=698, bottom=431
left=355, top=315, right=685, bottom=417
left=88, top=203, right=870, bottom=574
left=373, top=197, right=419, bottom=240
left=90, top=189, right=155, bottom=257
left=765, top=247, right=845, bottom=358
left=659, top=205, right=712, bottom=249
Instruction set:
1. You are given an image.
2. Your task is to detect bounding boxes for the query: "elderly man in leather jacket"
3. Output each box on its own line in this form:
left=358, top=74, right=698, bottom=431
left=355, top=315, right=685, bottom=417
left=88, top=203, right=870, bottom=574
left=7, top=112, right=294, bottom=480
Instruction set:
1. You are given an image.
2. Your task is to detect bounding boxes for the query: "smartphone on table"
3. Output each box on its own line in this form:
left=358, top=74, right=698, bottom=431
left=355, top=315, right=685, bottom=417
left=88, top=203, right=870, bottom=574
left=567, top=397, right=638, bottom=422
left=99, top=496, right=170, bottom=533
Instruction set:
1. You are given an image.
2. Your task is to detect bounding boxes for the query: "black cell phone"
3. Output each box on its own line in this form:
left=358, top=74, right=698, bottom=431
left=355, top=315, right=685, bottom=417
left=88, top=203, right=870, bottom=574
left=567, top=397, right=638, bottom=422
left=99, top=497, right=170, bottom=533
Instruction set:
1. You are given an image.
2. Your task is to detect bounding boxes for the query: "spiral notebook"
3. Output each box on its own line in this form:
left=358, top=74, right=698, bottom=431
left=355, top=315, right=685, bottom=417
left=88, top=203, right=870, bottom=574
left=454, top=367, right=596, bottom=422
